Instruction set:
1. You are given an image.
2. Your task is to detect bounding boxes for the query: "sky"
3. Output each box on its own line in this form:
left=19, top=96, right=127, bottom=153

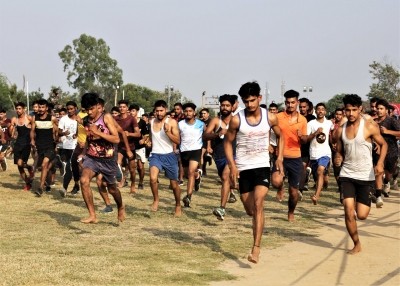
left=0, top=0, right=399, bottom=108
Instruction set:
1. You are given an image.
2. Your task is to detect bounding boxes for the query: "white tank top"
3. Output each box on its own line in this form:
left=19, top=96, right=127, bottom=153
left=236, top=108, right=270, bottom=171
left=339, top=118, right=375, bottom=180
left=150, top=118, right=174, bottom=154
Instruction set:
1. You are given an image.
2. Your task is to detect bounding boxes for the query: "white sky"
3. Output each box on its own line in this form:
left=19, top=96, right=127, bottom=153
left=0, top=0, right=399, bottom=107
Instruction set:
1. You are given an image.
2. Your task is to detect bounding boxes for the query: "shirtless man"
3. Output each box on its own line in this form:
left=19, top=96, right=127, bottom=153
left=334, top=94, right=387, bottom=254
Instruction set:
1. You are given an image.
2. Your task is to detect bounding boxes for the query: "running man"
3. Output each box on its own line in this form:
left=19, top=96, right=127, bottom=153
left=224, top=81, right=283, bottom=264
left=79, top=93, right=125, bottom=224
left=148, top=100, right=182, bottom=216
left=334, top=94, right=387, bottom=254
left=0, top=107, right=12, bottom=171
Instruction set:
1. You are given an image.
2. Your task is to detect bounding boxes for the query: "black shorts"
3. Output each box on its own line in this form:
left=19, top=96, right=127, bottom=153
left=13, top=145, right=31, bottom=164
left=239, top=167, right=270, bottom=194
left=339, top=177, right=374, bottom=207
left=385, top=154, right=398, bottom=174
left=118, top=148, right=136, bottom=161
left=37, top=149, right=56, bottom=166
left=180, top=149, right=202, bottom=167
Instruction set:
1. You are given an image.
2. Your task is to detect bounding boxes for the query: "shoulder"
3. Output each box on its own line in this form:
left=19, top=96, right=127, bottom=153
left=298, top=113, right=307, bottom=123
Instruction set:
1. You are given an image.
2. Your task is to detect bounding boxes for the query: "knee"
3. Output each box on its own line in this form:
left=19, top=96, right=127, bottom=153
left=356, top=214, right=367, bottom=220
left=80, top=176, right=90, bottom=187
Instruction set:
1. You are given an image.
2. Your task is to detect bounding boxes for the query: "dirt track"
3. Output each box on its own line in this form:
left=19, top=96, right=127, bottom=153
left=211, top=191, right=400, bottom=286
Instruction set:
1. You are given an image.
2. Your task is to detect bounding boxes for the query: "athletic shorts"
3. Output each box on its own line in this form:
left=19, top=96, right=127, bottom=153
left=180, top=149, right=202, bottom=167
left=282, top=157, right=303, bottom=189
left=384, top=154, right=398, bottom=174
left=149, top=152, right=179, bottom=181
left=36, top=149, right=56, bottom=166
left=310, top=156, right=331, bottom=178
left=118, top=148, right=136, bottom=161
left=214, top=157, right=228, bottom=177
left=135, top=147, right=147, bottom=163
left=13, top=145, right=31, bottom=164
left=239, top=167, right=270, bottom=194
left=83, top=156, right=117, bottom=184
left=339, top=177, right=374, bottom=207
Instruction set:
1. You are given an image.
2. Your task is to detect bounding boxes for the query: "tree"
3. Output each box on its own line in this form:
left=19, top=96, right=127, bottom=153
left=325, top=93, right=346, bottom=116
left=0, top=74, right=12, bottom=109
left=48, top=86, right=79, bottom=109
left=59, top=34, right=123, bottom=97
left=367, top=61, right=400, bottom=102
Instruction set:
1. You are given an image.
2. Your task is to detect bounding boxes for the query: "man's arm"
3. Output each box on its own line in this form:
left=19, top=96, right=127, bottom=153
left=333, top=126, right=344, bottom=167
left=92, top=113, right=120, bottom=144
left=269, top=113, right=284, bottom=175
left=164, top=119, right=180, bottom=145
left=203, top=118, right=221, bottom=141
left=224, top=115, right=239, bottom=185
left=30, top=116, right=36, bottom=147
left=368, top=121, right=387, bottom=176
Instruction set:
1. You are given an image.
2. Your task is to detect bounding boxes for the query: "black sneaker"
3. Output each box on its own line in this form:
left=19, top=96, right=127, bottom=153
left=138, top=183, right=144, bottom=190
left=45, top=186, right=51, bottom=193
left=194, top=169, right=203, bottom=192
left=182, top=195, right=191, bottom=208
left=71, top=185, right=80, bottom=195
left=35, top=187, right=43, bottom=197
left=101, top=205, right=113, bottom=213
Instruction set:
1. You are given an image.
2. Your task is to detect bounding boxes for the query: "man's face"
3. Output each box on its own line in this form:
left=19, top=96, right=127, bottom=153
left=299, top=102, right=309, bottom=116
left=174, top=105, right=183, bottom=115
left=87, top=104, right=100, bottom=119
left=285, top=97, right=299, bottom=113
left=130, top=109, right=138, bottom=118
left=376, top=104, right=388, bottom=118
left=242, top=95, right=260, bottom=112
left=268, top=107, right=278, bottom=114
left=142, top=115, right=149, bottom=123
left=344, top=104, right=362, bottom=122
left=334, top=111, right=343, bottom=122
left=118, top=103, right=128, bottom=115
left=370, top=102, right=377, bottom=115
left=0, top=112, right=6, bottom=120
left=184, top=107, right=195, bottom=119
left=154, top=106, right=167, bottom=120
left=111, top=110, right=120, bottom=117
left=38, top=104, right=48, bottom=115
left=200, top=111, right=209, bottom=120
left=32, top=104, right=39, bottom=113
left=315, top=105, right=326, bottom=119
left=220, top=101, right=233, bottom=116
left=66, top=105, right=77, bottom=117
left=15, top=106, right=25, bottom=116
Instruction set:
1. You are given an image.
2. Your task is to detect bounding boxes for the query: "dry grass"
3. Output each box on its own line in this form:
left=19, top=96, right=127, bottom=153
left=0, top=159, right=342, bottom=285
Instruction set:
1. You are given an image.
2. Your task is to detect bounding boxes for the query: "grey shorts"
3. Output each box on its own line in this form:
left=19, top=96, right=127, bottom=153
left=82, top=155, right=117, bottom=184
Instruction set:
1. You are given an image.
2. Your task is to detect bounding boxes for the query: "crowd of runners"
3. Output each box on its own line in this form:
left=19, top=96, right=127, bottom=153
left=0, top=81, right=399, bottom=262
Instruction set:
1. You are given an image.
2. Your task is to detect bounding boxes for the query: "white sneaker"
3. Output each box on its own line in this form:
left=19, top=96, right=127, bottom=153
left=298, top=190, right=303, bottom=201
left=383, top=183, right=391, bottom=197
left=392, top=179, right=398, bottom=190
left=376, top=196, right=383, bottom=208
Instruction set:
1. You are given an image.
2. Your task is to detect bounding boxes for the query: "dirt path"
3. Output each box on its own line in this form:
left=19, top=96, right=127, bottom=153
left=211, top=191, right=400, bottom=286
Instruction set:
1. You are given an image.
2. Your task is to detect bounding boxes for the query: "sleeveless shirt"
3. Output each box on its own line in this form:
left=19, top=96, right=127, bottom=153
left=339, top=118, right=375, bottom=181
left=35, top=114, right=54, bottom=150
left=84, top=114, right=115, bottom=158
left=15, top=115, right=31, bottom=147
left=150, top=118, right=173, bottom=154
left=236, top=108, right=270, bottom=171
left=1, top=118, right=11, bottom=142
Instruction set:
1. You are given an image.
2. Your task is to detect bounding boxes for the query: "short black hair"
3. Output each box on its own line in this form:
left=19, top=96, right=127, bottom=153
left=37, top=99, right=49, bottom=106
left=174, top=102, right=183, bottom=108
left=65, top=101, right=77, bottom=108
left=183, top=102, right=197, bottom=111
left=334, top=107, right=344, bottom=113
left=370, top=97, right=380, bottom=104
left=284, top=90, right=300, bottom=99
left=111, top=106, right=120, bottom=113
left=238, top=82, right=261, bottom=99
left=0, top=106, right=6, bottom=113
left=15, top=102, right=26, bottom=108
left=81, top=93, right=100, bottom=109
left=315, top=102, right=326, bottom=109
left=218, top=94, right=235, bottom=105
left=154, top=100, right=167, bottom=109
left=343, top=94, right=362, bottom=107
left=299, top=97, right=309, bottom=105
left=376, top=98, right=390, bottom=110
left=118, top=99, right=129, bottom=106
left=269, top=102, right=278, bottom=109
left=129, top=104, right=140, bottom=111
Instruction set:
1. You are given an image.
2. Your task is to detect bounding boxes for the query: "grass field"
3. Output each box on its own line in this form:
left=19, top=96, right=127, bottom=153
left=0, top=159, right=341, bottom=285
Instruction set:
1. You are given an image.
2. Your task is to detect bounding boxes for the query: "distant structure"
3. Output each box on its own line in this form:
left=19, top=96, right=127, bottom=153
left=281, top=80, right=286, bottom=104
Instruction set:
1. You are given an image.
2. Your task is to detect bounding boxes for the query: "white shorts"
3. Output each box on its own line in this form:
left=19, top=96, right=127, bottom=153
left=135, top=147, right=147, bottom=163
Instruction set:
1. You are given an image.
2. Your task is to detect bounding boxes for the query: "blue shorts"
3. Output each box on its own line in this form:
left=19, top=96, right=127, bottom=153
left=82, top=156, right=117, bottom=184
left=214, top=157, right=227, bottom=177
left=283, top=157, right=303, bottom=189
left=149, top=152, right=179, bottom=181
left=310, top=156, right=331, bottom=177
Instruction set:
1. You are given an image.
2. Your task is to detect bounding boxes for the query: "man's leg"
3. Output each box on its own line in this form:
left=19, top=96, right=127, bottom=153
left=288, top=185, right=299, bottom=222
left=107, top=183, right=125, bottom=222
left=185, top=160, right=198, bottom=199
left=128, top=157, right=137, bottom=194
left=170, top=179, right=182, bottom=217
left=149, top=166, right=160, bottom=211
left=137, top=159, right=145, bottom=188
left=241, top=185, right=269, bottom=264
left=213, top=164, right=231, bottom=220
left=343, top=197, right=366, bottom=254
left=312, top=165, right=326, bottom=204
left=80, top=168, right=97, bottom=223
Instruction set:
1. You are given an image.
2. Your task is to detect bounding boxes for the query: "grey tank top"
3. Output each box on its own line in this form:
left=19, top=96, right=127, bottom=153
left=339, top=118, right=375, bottom=181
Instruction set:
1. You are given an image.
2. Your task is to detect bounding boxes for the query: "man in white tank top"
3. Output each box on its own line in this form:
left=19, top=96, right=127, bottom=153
left=224, top=82, right=284, bottom=264
left=334, top=94, right=387, bottom=255
left=148, top=100, right=182, bottom=217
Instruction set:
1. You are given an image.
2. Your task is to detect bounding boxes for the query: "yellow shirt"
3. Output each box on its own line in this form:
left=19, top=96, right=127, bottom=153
left=77, top=111, right=88, bottom=144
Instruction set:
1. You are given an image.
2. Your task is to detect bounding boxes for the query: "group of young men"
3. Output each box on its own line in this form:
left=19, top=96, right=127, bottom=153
left=0, top=82, right=398, bottom=263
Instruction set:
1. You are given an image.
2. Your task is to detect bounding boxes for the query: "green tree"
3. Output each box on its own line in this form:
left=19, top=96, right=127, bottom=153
left=59, top=34, right=123, bottom=97
left=367, top=61, right=400, bottom=102
left=0, top=74, right=12, bottom=109
left=325, top=93, right=345, bottom=115
left=48, top=86, right=79, bottom=109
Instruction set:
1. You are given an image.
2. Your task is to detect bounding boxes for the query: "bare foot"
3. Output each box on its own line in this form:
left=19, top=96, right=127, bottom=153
left=174, top=205, right=182, bottom=217
left=80, top=217, right=98, bottom=224
left=118, top=205, right=126, bottom=222
left=311, top=195, right=318, bottom=205
left=288, top=212, right=295, bottom=222
left=130, top=184, right=137, bottom=194
left=151, top=201, right=159, bottom=212
left=347, top=243, right=362, bottom=255
left=276, top=189, right=285, bottom=202
left=247, top=245, right=260, bottom=264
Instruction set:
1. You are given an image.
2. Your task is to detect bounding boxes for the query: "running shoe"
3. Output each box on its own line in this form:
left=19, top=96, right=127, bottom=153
left=228, top=192, right=237, bottom=203
left=383, top=183, right=390, bottom=197
left=298, top=190, right=303, bottom=201
left=35, top=187, right=43, bottom=197
left=194, top=169, right=203, bottom=192
left=23, top=183, right=32, bottom=192
left=59, top=188, right=67, bottom=198
left=182, top=195, right=191, bottom=208
left=138, top=183, right=144, bottom=190
left=71, top=185, right=80, bottom=195
left=392, top=179, right=398, bottom=190
left=213, top=207, right=225, bottom=221
left=0, top=158, right=7, bottom=171
left=45, top=186, right=51, bottom=193
left=179, top=180, right=184, bottom=186
left=376, top=196, right=383, bottom=208
left=305, top=167, right=312, bottom=183
left=28, top=167, right=35, bottom=180
left=101, top=205, right=113, bottom=213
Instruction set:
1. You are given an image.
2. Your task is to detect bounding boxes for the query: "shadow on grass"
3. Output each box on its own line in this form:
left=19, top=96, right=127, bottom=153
left=143, top=227, right=251, bottom=269
left=40, top=210, right=93, bottom=234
